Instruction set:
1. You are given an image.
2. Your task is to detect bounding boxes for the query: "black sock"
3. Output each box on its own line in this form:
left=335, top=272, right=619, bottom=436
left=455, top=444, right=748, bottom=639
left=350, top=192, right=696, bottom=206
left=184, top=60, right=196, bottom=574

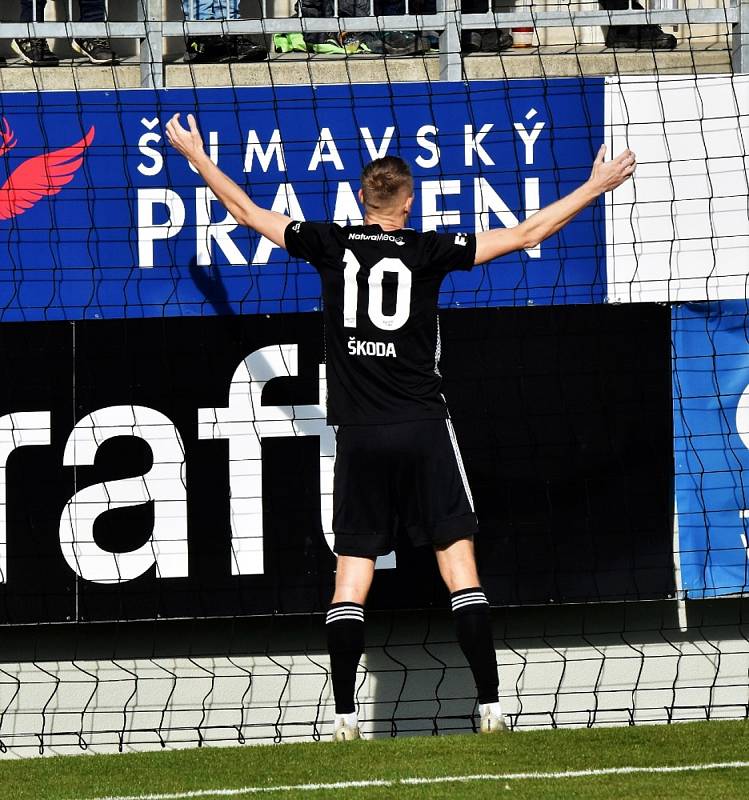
left=326, top=602, right=365, bottom=715
left=451, top=587, right=499, bottom=705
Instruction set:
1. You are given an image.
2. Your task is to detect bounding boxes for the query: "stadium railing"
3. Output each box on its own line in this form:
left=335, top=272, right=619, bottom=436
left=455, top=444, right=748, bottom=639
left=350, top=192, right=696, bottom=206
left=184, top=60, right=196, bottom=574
left=0, top=0, right=745, bottom=87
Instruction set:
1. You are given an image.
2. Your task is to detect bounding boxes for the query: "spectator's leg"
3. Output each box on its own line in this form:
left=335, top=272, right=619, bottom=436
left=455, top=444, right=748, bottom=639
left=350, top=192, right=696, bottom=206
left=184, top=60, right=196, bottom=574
left=460, top=0, right=485, bottom=52
left=459, top=0, right=512, bottom=53
left=600, top=0, right=677, bottom=49
left=182, top=0, right=231, bottom=63
left=409, top=0, right=440, bottom=52
left=335, top=0, right=372, bottom=53
left=298, top=0, right=347, bottom=54
left=71, top=0, right=119, bottom=64
left=371, top=0, right=430, bottom=55
left=14, top=0, right=58, bottom=65
left=78, top=0, right=106, bottom=22
left=221, top=0, right=269, bottom=62
left=182, top=0, right=267, bottom=62
left=183, top=0, right=232, bottom=19
left=354, top=0, right=385, bottom=54
left=373, top=0, right=403, bottom=11
left=19, top=1, right=46, bottom=24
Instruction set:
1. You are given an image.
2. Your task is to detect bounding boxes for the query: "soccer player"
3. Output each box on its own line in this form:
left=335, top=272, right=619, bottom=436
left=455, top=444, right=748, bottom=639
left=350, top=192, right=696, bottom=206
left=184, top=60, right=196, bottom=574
left=165, top=112, right=635, bottom=741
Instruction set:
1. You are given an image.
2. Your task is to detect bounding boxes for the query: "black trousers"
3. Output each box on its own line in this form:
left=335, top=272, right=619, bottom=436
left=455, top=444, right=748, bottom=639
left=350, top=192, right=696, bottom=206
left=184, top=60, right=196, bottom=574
left=20, top=1, right=106, bottom=23
left=599, top=0, right=645, bottom=9
left=295, top=0, right=495, bottom=16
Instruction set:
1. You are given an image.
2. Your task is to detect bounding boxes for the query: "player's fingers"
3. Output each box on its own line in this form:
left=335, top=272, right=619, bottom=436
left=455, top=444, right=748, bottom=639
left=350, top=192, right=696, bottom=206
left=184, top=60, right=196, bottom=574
left=164, top=114, right=180, bottom=139
left=594, top=144, right=606, bottom=164
left=187, top=113, right=198, bottom=134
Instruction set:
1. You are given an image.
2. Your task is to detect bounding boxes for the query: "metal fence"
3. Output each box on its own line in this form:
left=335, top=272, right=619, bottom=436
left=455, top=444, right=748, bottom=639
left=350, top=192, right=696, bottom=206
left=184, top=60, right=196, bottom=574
left=1, top=0, right=746, bottom=86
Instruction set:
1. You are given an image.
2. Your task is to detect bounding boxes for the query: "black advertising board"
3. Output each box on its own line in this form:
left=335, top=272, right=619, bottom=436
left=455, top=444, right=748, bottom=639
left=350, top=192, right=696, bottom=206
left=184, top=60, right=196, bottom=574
left=0, top=304, right=674, bottom=624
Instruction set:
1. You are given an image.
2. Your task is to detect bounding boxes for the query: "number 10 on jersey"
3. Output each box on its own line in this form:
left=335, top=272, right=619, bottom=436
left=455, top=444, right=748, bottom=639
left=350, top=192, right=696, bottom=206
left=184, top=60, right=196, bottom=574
left=343, top=250, right=412, bottom=331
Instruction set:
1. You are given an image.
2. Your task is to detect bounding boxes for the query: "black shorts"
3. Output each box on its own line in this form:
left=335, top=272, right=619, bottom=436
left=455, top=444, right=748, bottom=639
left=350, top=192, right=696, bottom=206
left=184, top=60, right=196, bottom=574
left=333, top=418, right=479, bottom=558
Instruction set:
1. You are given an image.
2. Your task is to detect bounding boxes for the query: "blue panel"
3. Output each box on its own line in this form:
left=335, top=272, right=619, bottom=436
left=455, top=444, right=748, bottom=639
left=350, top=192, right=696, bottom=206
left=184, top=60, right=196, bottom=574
left=673, top=301, right=749, bottom=597
left=0, top=80, right=605, bottom=321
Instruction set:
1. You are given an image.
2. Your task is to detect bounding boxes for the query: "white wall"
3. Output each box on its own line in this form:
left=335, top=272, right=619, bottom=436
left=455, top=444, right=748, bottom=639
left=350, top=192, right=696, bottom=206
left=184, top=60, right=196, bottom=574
left=606, top=74, right=749, bottom=304
left=0, top=604, right=746, bottom=757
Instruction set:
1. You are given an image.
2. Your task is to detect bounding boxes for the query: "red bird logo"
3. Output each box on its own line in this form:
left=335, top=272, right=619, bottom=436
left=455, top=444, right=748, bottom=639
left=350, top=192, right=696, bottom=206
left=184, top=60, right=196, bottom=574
left=0, top=117, right=95, bottom=220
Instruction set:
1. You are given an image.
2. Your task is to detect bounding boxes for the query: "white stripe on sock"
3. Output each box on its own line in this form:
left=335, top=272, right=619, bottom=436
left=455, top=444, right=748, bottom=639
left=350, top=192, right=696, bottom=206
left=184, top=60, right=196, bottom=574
left=326, top=613, right=364, bottom=625
left=326, top=607, right=364, bottom=617
left=452, top=590, right=487, bottom=602
left=326, top=607, right=364, bottom=624
left=452, top=603, right=489, bottom=613
left=451, top=592, right=488, bottom=610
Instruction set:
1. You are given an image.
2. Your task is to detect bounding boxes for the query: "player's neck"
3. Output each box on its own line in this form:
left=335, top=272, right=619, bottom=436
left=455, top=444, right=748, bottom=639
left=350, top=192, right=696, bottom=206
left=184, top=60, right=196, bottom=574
left=363, top=211, right=407, bottom=232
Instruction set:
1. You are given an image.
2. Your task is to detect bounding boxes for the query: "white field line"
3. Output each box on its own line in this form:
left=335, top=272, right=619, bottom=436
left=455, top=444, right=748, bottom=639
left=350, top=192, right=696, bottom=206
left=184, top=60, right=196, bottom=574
left=87, top=760, right=749, bottom=800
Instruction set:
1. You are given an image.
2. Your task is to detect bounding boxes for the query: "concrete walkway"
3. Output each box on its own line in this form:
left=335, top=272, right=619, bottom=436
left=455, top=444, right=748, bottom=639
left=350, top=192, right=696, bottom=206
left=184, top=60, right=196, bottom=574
left=0, top=46, right=733, bottom=92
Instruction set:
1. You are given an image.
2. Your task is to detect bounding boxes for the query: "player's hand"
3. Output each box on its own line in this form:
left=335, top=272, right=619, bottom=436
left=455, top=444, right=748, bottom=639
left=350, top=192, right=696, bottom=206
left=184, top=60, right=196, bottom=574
left=588, top=145, right=636, bottom=194
left=165, top=113, right=206, bottom=164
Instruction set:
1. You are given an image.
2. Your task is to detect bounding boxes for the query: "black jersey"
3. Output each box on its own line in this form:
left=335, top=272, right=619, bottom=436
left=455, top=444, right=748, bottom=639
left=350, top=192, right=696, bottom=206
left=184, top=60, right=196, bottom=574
left=284, top=221, right=476, bottom=425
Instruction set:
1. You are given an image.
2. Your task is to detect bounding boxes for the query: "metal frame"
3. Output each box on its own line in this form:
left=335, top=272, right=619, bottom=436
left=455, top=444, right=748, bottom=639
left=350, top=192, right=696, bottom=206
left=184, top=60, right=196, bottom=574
left=0, top=0, right=745, bottom=87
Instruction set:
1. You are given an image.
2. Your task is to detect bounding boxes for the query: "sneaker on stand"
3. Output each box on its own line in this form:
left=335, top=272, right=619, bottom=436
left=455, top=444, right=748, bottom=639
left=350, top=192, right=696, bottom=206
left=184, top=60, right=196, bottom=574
left=339, top=33, right=362, bottom=54
left=311, top=38, right=346, bottom=55
left=381, top=31, right=427, bottom=56
left=605, top=24, right=677, bottom=50
left=422, top=30, right=440, bottom=52
left=273, top=34, right=291, bottom=53
left=71, top=38, right=119, bottom=65
left=358, top=32, right=385, bottom=54
left=461, top=30, right=483, bottom=53
left=183, top=36, right=228, bottom=64
left=223, top=35, right=268, bottom=63
left=481, top=29, right=513, bottom=52
left=11, top=38, right=59, bottom=66
left=287, top=33, right=309, bottom=52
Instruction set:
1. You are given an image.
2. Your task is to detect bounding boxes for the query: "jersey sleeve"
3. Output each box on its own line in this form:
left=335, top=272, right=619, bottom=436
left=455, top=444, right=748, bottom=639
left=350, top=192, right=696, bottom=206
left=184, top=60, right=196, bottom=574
left=284, top=221, right=339, bottom=270
left=423, top=231, right=477, bottom=274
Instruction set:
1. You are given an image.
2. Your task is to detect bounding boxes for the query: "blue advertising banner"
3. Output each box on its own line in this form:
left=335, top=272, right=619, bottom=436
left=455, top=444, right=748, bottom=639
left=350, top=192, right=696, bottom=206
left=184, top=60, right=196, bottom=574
left=0, top=80, right=605, bottom=321
left=673, top=301, right=749, bottom=597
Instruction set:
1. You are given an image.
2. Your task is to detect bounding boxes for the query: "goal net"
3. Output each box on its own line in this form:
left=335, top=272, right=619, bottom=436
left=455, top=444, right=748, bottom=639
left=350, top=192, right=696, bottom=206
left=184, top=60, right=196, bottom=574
left=0, top=0, right=747, bottom=754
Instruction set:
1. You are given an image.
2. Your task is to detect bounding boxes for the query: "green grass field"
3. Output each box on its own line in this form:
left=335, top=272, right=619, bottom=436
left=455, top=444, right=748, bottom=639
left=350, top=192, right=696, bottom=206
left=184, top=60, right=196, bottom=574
left=1, top=719, right=748, bottom=800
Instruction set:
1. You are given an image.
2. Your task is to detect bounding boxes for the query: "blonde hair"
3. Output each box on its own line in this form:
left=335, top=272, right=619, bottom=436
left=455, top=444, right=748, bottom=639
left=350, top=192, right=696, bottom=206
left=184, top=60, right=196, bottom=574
left=360, top=156, right=413, bottom=209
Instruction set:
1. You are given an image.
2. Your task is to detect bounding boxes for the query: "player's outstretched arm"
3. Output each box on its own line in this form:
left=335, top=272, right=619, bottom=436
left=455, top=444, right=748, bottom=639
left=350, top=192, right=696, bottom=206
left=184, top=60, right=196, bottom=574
left=473, top=145, right=636, bottom=266
left=165, top=113, right=290, bottom=248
